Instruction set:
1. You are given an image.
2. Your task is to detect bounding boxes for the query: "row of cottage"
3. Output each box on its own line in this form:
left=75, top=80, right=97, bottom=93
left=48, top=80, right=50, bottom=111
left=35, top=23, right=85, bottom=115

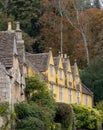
left=0, top=22, right=93, bottom=108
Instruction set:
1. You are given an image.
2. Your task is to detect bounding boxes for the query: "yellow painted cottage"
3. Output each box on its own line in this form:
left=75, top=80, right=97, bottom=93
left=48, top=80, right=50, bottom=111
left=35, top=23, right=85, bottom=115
left=26, top=49, right=93, bottom=107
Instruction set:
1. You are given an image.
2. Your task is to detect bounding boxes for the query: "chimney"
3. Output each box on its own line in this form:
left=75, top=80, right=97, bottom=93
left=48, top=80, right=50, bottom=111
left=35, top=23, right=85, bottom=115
left=61, top=53, right=63, bottom=58
left=16, top=22, right=21, bottom=31
left=49, top=47, right=52, bottom=52
left=64, top=54, right=67, bottom=59
left=59, top=51, right=61, bottom=57
left=8, top=22, right=12, bottom=31
left=15, top=21, right=24, bottom=43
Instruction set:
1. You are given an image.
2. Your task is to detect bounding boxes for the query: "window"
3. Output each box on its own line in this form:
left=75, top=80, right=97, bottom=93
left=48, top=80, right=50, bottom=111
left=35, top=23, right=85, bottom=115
left=50, top=84, right=54, bottom=94
left=77, top=91, right=80, bottom=104
left=68, top=89, right=72, bottom=103
left=50, top=65, right=54, bottom=76
left=76, top=76, right=80, bottom=84
left=59, top=86, right=63, bottom=101
left=59, top=69, right=63, bottom=80
left=85, top=95, right=88, bottom=105
left=68, top=73, right=72, bottom=82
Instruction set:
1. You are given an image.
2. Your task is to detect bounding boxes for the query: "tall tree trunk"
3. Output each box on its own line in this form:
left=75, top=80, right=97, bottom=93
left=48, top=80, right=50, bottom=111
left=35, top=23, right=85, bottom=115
left=60, top=0, right=90, bottom=64
left=58, top=0, right=63, bottom=54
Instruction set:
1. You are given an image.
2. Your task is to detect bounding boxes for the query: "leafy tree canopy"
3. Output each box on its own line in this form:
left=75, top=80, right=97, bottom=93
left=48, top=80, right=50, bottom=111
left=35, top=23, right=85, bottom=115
left=80, top=58, right=103, bottom=104
left=14, top=75, right=56, bottom=130
left=7, top=0, right=44, bottom=37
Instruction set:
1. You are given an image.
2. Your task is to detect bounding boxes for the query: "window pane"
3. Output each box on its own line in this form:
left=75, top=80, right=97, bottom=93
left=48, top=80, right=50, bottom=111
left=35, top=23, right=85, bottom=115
left=60, top=69, right=63, bottom=79
left=59, top=86, right=63, bottom=101
left=50, top=84, right=54, bottom=93
left=50, top=65, right=54, bottom=76
left=68, top=89, right=72, bottom=103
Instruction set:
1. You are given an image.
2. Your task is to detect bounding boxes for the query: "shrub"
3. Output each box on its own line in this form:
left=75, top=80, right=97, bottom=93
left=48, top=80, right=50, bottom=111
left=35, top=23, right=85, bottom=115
left=55, top=123, right=61, bottom=130
left=72, top=104, right=102, bottom=130
left=0, top=102, right=9, bottom=116
left=54, top=102, right=73, bottom=130
left=15, top=102, right=55, bottom=130
left=16, top=117, right=44, bottom=130
left=15, top=75, right=56, bottom=130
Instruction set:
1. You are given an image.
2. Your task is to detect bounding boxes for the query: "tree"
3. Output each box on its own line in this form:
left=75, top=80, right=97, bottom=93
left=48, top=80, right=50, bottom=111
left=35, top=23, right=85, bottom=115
left=7, top=0, right=44, bottom=37
left=80, top=58, right=103, bottom=104
left=60, top=0, right=91, bottom=65
left=23, top=75, right=56, bottom=130
left=15, top=102, right=45, bottom=130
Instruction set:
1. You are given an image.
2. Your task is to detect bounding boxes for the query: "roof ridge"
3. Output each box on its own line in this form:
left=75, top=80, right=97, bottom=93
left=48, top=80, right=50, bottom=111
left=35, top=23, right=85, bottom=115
left=82, top=83, right=93, bottom=95
left=26, top=52, right=49, bottom=56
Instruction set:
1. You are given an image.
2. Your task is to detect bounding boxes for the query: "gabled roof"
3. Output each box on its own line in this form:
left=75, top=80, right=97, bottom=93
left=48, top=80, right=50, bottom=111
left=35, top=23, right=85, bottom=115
left=26, top=52, right=50, bottom=72
left=0, top=32, right=15, bottom=68
left=82, top=84, right=93, bottom=96
left=26, top=58, right=47, bottom=80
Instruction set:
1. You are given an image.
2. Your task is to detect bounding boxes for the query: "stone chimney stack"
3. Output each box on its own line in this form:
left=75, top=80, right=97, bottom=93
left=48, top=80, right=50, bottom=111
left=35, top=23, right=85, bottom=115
left=16, top=21, right=21, bottom=31
left=8, top=22, right=12, bottom=31
left=15, top=22, right=24, bottom=43
left=64, top=54, right=67, bottom=59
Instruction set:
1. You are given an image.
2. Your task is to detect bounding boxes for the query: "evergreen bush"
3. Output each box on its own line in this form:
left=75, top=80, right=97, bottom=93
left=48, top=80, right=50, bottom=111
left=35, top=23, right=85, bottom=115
left=55, top=102, right=73, bottom=130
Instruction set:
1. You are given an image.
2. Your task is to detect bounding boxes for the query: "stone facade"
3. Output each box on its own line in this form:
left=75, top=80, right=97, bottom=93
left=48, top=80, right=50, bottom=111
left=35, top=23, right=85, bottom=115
left=0, top=22, right=26, bottom=108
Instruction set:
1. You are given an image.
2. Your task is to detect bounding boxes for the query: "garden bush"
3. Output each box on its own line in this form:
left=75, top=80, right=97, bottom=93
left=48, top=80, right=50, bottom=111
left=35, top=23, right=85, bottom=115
left=72, top=104, right=102, bottom=130
left=15, top=75, right=56, bottom=130
left=54, top=102, right=73, bottom=130
left=55, top=123, right=61, bottom=130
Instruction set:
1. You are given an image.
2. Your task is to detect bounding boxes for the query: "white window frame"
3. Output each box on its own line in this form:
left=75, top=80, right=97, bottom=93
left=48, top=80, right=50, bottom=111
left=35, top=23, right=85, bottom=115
left=85, top=95, right=88, bottom=105
left=50, top=84, right=54, bottom=94
left=50, top=65, right=54, bottom=76
left=76, top=76, right=80, bottom=84
left=59, top=86, right=63, bottom=101
left=68, top=89, right=72, bottom=103
left=59, top=69, right=63, bottom=80
left=68, top=73, right=72, bottom=82
left=77, top=91, right=80, bottom=104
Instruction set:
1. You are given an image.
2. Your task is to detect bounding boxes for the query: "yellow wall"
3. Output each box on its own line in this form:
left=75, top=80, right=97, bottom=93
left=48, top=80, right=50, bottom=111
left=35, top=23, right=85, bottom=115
left=27, top=53, right=93, bottom=108
left=27, top=65, right=35, bottom=76
left=81, top=94, right=93, bottom=107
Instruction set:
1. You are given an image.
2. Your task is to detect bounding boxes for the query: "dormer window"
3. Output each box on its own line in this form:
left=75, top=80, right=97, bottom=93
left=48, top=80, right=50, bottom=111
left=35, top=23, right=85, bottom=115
left=50, top=65, right=54, bottom=76
left=68, top=73, right=72, bottom=82
left=75, top=76, right=80, bottom=84
left=50, top=84, right=54, bottom=94
left=59, top=69, right=63, bottom=80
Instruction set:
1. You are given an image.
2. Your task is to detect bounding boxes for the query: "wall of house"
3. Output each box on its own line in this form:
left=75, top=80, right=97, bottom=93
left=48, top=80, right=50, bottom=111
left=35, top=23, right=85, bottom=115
left=0, top=65, right=11, bottom=104
left=27, top=65, right=35, bottom=76
left=27, top=54, right=93, bottom=108
left=12, top=56, right=21, bottom=103
left=81, top=94, right=93, bottom=107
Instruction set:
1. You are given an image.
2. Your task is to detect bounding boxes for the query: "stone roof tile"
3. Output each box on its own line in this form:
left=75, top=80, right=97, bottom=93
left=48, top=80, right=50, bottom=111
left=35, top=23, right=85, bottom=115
left=82, top=84, right=93, bottom=96
left=0, top=32, right=15, bottom=68
left=26, top=52, right=50, bottom=72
